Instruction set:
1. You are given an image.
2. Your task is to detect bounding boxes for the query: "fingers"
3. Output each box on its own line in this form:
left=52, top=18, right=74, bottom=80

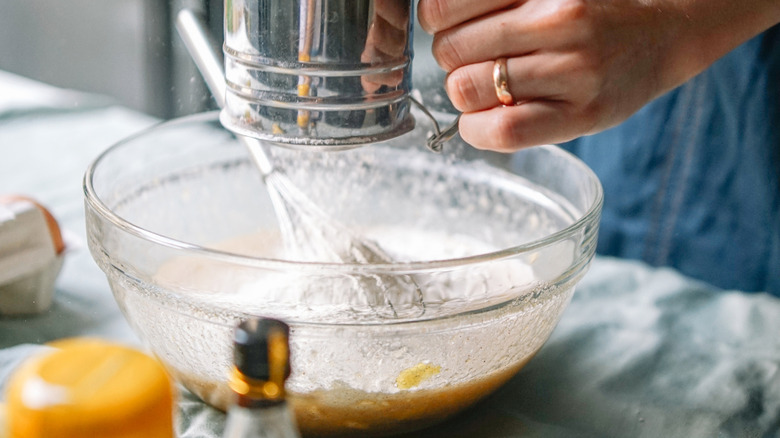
left=428, top=0, right=592, bottom=72
left=418, top=0, right=672, bottom=151
left=431, top=13, right=531, bottom=71
left=446, top=52, right=599, bottom=112
left=418, top=0, right=519, bottom=33
left=458, top=102, right=594, bottom=152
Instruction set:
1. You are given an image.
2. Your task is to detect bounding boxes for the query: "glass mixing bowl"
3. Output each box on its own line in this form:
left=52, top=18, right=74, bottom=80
left=84, top=111, right=602, bottom=437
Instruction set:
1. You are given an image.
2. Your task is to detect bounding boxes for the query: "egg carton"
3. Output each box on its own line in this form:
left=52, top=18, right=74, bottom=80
left=0, top=196, right=66, bottom=316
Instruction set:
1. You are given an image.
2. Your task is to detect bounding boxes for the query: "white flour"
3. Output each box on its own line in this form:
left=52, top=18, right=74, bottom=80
left=155, top=226, right=538, bottom=323
left=135, top=225, right=575, bottom=397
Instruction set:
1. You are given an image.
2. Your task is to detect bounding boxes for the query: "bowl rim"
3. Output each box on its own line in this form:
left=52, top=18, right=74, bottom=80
left=83, top=111, right=604, bottom=275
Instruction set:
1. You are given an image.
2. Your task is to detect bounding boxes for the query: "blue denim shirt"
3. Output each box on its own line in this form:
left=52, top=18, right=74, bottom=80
left=555, top=26, right=780, bottom=295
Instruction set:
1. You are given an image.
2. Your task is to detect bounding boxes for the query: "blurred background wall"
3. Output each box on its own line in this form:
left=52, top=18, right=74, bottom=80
left=0, top=0, right=223, bottom=118
left=0, top=1, right=448, bottom=119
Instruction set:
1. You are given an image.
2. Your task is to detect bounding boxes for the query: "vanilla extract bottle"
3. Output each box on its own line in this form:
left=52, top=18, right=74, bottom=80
left=223, top=318, right=301, bottom=438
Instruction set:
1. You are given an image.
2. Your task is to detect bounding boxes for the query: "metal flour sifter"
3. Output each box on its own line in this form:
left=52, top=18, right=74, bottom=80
left=220, top=0, right=459, bottom=151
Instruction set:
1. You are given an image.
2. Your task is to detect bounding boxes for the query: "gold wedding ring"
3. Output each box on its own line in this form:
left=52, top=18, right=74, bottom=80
left=493, top=57, right=514, bottom=106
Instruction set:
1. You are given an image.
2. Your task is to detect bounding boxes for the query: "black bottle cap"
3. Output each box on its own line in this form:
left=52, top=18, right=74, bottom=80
left=233, top=318, right=290, bottom=381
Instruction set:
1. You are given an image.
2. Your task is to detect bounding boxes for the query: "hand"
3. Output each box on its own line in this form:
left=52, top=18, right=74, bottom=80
left=418, top=0, right=780, bottom=152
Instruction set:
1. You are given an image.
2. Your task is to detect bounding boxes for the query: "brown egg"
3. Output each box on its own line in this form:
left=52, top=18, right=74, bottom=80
left=0, top=195, right=65, bottom=255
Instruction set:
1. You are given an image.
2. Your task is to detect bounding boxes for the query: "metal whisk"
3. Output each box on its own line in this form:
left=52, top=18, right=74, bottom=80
left=176, top=9, right=425, bottom=318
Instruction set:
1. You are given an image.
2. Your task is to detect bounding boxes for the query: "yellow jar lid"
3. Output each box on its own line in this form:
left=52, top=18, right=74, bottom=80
left=5, top=339, right=175, bottom=438
left=0, top=402, right=6, bottom=438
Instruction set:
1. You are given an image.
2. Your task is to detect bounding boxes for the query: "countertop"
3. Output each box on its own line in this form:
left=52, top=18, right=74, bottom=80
left=1, top=70, right=778, bottom=437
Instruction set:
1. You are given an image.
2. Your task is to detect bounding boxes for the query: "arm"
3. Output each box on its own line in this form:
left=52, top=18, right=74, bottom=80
left=417, top=0, right=780, bottom=151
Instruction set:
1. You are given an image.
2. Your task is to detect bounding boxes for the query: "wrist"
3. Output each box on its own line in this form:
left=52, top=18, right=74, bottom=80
left=663, top=0, right=780, bottom=88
